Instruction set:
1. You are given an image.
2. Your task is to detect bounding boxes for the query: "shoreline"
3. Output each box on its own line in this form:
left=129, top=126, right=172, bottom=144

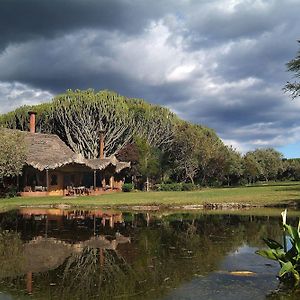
left=1, top=182, right=300, bottom=212
left=9, top=200, right=299, bottom=213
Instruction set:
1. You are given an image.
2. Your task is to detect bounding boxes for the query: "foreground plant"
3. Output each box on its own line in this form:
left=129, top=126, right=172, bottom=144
left=256, top=209, right=300, bottom=284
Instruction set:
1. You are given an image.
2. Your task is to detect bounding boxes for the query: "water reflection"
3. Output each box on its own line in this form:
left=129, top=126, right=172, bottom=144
left=0, top=208, right=297, bottom=299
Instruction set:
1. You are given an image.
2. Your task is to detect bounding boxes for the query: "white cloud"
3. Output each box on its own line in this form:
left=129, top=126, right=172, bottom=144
left=0, top=0, right=300, bottom=157
left=0, top=81, right=52, bottom=113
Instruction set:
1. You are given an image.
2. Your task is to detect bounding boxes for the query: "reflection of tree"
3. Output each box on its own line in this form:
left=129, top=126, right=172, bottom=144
left=0, top=213, right=287, bottom=300
left=0, top=230, right=24, bottom=278
left=61, top=247, right=128, bottom=299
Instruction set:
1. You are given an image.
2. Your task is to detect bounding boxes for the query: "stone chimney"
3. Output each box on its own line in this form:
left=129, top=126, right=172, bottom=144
left=28, top=111, right=37, bottom=133
left=99, top=130, right=105, bottom=159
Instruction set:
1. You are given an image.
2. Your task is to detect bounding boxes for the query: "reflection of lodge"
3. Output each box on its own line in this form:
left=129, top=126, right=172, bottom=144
left=14, top=208, right=131, bottom=294
left=7, top=111, right=130, bottom=197
left=24, top=234, right=131, bottom=294
left=19, top=208, right=124, bottom=228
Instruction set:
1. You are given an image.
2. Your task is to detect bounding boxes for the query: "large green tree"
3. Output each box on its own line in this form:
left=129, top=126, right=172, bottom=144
left=171, top=122, right=226, bottom=185
left=0, top=129, right=27, bottom=181
left=134, top=137, right=160, bottom=191
left=222, top=146, right=243, bottom=186
left=284, top=41, right=300, bottom=99
left=244, top=148, right=283, bottom=182
left=0, top=90, right=177, bottom=158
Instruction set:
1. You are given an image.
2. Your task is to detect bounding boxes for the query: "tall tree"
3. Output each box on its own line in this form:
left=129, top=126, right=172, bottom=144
left=284, top=41, right=300, bottom=99
left=244, top=148, right=283, bottom=182
left=243, top=152, right=261, bottom=184
left=129, top=100, right=176, bottom=151
left=172, top=123, right=201, bottom=184
left=172, top=122, right=226, bottom=185
left=134, top=137, right=160, bottom=191
left=0, top=89, right=178, bottom=159
left=223, top=146, right=243, bottom=186
left=50, top=90, right=136, bottom=158
left=0, top=129, right=27, bottom=181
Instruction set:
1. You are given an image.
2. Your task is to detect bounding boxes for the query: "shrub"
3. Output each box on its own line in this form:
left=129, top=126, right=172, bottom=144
left=182, top=183, right=197, bottom=191
left=156, top=183, right=179, bottom=191
left=122, top=183, right=133, bottom=192
left=0, top=185, right=18, bottom=198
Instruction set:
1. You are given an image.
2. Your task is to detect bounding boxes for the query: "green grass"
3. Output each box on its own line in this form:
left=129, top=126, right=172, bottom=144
left=1, top=181, right=300, bottom=212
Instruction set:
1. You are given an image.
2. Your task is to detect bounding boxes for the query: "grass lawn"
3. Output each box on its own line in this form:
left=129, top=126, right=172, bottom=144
left=1, top=181, right=300, bottom=212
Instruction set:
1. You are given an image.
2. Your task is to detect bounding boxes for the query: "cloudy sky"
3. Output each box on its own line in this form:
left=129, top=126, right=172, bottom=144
left=0, top=0, right=300, bottom=157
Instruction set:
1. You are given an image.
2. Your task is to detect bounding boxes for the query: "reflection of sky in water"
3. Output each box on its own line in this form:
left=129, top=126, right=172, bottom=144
left=163, top=245, right=280, bottom=300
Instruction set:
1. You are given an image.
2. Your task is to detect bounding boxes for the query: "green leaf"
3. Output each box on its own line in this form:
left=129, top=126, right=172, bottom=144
left=284, top=224, right=300, bottom=252
left=284, top=224, right=300, bottom=241
left=279, top=261, right=294, bottom=277
left=256, top=249, right=283, bottom=261
left=262, top=238, right=283, bottom=250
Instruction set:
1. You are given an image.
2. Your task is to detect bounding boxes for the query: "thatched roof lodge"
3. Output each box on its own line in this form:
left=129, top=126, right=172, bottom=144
left=11, top=112, right=130, bottom=196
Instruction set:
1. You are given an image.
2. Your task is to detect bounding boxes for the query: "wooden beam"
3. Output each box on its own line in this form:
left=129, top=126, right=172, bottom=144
left=93, top=170, right=96, bottom=191
left=46, top=169, right=49, bottom=195
left=110, top=176, right=114, bottom=190
left=101, top=176, right=106, bottom=190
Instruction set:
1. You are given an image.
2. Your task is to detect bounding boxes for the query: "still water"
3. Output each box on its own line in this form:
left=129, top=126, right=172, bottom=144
left=0, top=208, right=299, bottom=300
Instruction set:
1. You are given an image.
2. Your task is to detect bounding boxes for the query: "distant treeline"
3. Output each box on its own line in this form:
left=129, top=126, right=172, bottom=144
left=0, top=89, right=297, bottom=189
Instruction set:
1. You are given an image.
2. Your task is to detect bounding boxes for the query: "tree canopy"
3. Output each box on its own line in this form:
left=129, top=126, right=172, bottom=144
left=0, top=129, right=27, bottom=181
left=0, top=89, right=294, bottom=189
left=0, top=89, right=177, bottom=158
left=284, top=41, right=300, bottom=99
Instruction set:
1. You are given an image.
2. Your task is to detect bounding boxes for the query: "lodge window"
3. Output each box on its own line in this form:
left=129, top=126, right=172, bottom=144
left=50, top=174, right=58, bottom=186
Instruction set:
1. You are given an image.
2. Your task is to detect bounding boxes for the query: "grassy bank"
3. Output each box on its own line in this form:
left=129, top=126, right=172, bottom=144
left=1, top=182, right=300, bottom=211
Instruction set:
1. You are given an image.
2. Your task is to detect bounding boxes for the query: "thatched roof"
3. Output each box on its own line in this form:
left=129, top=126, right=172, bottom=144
left=2, top=129, right=130, bottom=172
left=116, top=161, right=131, bottom=173
left=85, top=158, right=115, bottom=170
left=23, top=131, right=84, bottom=171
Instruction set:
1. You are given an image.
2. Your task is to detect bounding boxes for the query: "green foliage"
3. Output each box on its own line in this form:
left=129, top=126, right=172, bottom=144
left=223, top=146, right=243, bottom=186
left=281, top=159, right=300, bottom=181
left=156, top=183, right=183, bottom=191
left=122, top=183, right=133, bottom=192
left=284, top=41, right=300, bottom=99
left=0, top=89, right=290, bottom=188
left=156, top=183, right=198, bottom=191
left=0, top=89, right=178, bottom=158
left=182, top=183, right=198, bottom=191
left=0, top=230, right=24, bottom=278
left=256, top=210, right=300, bottom=284
left=134, top=136, right=160, bottom=180
left=0, top=129, right=27, bottom=180
left=244, top=148, right=283, bottom=183
left=171, top=121, right=226, bottom=185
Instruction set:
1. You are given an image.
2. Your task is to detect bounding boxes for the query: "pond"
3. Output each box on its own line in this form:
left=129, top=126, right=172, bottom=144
left=0, top=208, right=300, bottom=300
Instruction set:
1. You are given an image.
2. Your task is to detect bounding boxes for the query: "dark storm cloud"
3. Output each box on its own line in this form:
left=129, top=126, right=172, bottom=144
left=0, top=0, right=177, bottom=50
left=0, top=0, right=300, bottom=154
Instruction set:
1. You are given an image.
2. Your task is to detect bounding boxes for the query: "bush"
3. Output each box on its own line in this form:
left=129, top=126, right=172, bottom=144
left=156, top=183, right=181, bottom=191
left=156, top=183, right=198, bottom=191
left=122, top=183, right=133, bottom=192
left=0, top=185, right=18, bottom=198
left=182, top=183, right=197, bottom=191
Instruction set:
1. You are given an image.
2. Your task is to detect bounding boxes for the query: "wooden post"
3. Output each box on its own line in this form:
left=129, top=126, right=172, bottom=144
left=46, top=169, right=49, bottom=195
left=26, top=272, right=33, bottom=294
left=109, top=216, right=114, bottom=228
left=93, top=170, right=97, bottom=191
left=109, top=176, right=114, bottom=190
left=101, top=177, right=106, bottom=190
